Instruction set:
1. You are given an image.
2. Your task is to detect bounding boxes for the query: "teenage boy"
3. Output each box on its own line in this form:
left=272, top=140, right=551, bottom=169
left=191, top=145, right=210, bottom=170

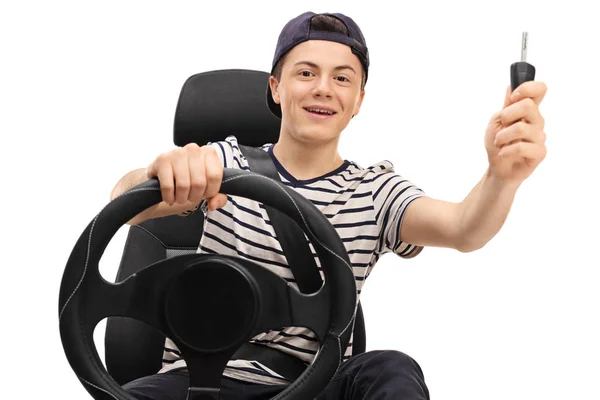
left=113, top=11, right=547, bottom=400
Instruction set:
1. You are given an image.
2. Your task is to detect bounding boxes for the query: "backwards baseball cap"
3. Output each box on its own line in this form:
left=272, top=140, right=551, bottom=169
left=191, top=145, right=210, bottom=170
left=266, top=11, right=370, bottom=119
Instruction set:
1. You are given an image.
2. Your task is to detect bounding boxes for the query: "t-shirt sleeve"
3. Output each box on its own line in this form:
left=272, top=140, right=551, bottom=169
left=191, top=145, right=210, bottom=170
left=207, top=135, right=246, bottom=170
left=371, top=163, right=427, bottom=259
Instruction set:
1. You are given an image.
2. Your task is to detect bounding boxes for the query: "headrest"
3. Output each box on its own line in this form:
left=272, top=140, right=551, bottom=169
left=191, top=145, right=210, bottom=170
left=173, top=69, right=281, bottom=147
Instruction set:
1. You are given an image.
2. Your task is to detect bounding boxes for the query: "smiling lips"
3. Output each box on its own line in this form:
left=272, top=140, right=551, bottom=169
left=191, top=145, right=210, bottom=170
left=304, top=106, right=337, bottom=119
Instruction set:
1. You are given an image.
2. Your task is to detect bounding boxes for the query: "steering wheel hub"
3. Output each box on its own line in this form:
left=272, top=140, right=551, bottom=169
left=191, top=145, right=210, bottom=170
left=165, top=258, right=260, bottom=353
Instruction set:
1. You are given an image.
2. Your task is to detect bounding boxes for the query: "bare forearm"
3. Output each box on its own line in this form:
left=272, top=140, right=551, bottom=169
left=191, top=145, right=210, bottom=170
left=456, top=168, right=521, bottom=252
left=110, top=168, right=160, bottom=225
left=110, top=168, right=148, bottom=200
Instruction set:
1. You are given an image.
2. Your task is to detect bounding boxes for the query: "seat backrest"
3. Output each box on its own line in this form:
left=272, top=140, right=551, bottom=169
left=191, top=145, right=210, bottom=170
left=104, top=69, right=366, bottom=386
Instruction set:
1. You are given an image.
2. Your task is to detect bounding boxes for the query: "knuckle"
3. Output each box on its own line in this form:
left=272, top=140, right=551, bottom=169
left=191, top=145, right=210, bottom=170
left=162, top=149, right=180, bottom=165
left=524, top=97, right=536, bottom=111
left=176, top=176, right=191, bottom=191
left=173, top=147, right=186, bottom=157
left=514, top=121, right=526, bottom=134
left=185, top=142, right=202, bottom=155
left=161, top=183, right=174, bottom=194
left=184, top=142, right=200, bottom=150
left=160, top=177, right=174, bottom=189
left=202, top=145, right=218, bottom=158
left=161, top=187, right=173, bottom=201
left=515, top=141, right=525, bottom=154
left=191, top=173, right=207, bottom=185
left=177, top=180, right=191, bottom=190
left=206, top=166, right=222, bottom=182
left=191, top=178, right=207, bottom=193
left=515, top=121, right=531, bottom=139
left=160, top=179, right=175, bottom=190
left=156, top=152, right=170, bottom=164
left=205, top=174, right=221, bottom=194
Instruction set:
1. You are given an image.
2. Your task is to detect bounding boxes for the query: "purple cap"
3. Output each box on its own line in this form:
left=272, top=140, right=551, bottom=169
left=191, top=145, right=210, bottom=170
left=266, top=12, right=370, bottom=119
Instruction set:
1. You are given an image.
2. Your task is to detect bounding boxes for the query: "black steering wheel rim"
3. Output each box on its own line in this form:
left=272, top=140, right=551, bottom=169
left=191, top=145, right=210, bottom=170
left=58, top=168, right=357, bottom=399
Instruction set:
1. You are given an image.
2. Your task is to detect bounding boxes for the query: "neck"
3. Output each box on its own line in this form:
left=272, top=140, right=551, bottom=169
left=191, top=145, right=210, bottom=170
left=273, top=134, right=344, bottom=181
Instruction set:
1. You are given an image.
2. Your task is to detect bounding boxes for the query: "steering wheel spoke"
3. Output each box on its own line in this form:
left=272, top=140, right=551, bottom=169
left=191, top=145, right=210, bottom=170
left=286, top=283, right=331, bottom=344
left=98, top=254, right=205, bottom=334
left=179, top=346, right=236, bottom=400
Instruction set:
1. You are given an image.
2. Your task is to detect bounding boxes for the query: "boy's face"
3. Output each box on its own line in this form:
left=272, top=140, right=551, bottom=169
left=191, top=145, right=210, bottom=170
left=269, top=40, right=365, bottom=146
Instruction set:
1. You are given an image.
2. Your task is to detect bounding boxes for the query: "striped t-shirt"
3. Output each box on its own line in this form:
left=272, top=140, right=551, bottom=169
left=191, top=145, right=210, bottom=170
left=159, top=135, right=426, bottom=385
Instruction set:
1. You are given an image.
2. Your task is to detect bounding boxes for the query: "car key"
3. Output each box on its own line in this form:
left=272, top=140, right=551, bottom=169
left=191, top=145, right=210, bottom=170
left=511, top=32, right=536, bottom=91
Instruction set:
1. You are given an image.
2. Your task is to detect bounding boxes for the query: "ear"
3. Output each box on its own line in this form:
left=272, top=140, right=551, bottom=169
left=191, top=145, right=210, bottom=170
left=352, top=90, right=366, bottom=117
left=269, top=76, right=281, bottom=105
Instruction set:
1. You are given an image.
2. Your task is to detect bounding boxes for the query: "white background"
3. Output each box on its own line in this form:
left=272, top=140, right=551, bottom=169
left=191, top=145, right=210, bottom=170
left=2, top=0, right=599, bottom=399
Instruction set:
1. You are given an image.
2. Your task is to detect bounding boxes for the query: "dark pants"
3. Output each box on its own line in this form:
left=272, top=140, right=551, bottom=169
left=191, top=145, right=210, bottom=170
left=124, top=350, right=430, bottom=400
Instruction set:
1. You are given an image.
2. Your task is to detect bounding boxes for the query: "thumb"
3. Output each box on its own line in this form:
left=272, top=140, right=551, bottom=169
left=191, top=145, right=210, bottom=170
left=503, top=84, right=513, bottom=109
left=207, top=193, right=228, bottom=211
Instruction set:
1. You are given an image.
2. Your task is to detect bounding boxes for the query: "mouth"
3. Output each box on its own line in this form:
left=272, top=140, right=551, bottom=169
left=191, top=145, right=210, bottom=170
left=303, top=107, right=337, bottom=119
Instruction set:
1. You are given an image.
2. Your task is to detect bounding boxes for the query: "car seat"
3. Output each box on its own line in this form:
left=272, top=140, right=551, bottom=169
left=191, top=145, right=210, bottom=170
left=103, top=69, right=367, bottom=386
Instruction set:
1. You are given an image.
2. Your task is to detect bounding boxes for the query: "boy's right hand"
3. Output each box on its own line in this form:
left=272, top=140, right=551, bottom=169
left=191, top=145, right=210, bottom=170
left=146, top=143, right=227, bottom=212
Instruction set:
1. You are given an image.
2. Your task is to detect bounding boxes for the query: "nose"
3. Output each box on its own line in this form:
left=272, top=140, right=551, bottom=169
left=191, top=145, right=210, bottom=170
left=312, top=76, right=333, bottom=99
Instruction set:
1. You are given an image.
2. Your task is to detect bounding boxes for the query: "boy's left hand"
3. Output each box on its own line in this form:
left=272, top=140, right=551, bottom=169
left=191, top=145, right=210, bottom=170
left=484, top=81, right=548, bottom=184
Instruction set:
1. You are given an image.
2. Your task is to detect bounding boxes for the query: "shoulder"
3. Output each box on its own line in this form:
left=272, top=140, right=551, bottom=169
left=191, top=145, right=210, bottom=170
left=348, top=158, right=395, bottom=173
left=364, top=159, right=396, bottom=176
left=349, top=158, right=424, bottom=204
left=316, top=159, right=402, bottom=199
left=345, top=159, right=398, bottom=186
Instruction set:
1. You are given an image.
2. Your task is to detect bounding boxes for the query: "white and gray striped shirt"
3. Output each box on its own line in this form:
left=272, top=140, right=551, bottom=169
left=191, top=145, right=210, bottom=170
left=159, top=135, right=426, bottom=385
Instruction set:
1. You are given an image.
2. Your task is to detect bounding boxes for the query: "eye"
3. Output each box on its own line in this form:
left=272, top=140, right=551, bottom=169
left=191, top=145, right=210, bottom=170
left=336, top=76, right=350, bottom=83
left=300, top=71, right=313, bottom=77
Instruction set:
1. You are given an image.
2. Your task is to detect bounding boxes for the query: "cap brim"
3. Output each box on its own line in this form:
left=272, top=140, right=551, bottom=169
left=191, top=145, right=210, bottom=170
left=266, top=83, right=282, bottom=119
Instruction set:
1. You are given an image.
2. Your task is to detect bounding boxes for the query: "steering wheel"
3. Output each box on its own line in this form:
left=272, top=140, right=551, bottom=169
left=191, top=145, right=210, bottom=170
left=58, top=168, right=358, bottom=400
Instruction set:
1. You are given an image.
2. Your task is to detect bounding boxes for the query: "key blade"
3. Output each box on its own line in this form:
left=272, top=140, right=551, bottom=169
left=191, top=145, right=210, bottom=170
left=521, top=32, right=528, bottom=62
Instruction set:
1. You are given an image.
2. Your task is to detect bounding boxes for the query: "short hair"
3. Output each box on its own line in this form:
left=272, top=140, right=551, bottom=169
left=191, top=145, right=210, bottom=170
left=271, top=14, right=367, bottom=90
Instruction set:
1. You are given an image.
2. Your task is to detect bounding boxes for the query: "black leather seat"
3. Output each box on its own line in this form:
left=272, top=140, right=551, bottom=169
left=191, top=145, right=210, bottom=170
left=104, top=69, right=367, bottom=386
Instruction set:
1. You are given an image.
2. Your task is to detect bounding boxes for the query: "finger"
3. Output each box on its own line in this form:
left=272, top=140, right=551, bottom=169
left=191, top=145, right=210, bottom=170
left=510, top=81, right=547, bottom=106
left=498, top=140, right=547, bottom=162
left=171, top=148, right=191, bottom=204
left=187, top=145, right=207, bottom=204
left=148, top=156, right=175, bottom=205
left=203, top=147, right=224, bottom=200
left=207, top=194, right=228, bottom=211
left=500, top=97, right=544, bottom=127
left=495, top=121, right=535, bottom=147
